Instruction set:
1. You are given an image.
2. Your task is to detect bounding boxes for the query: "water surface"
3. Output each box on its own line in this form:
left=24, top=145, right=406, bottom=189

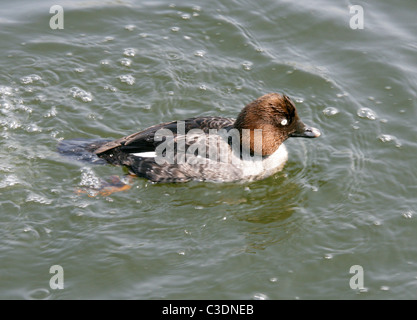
left=1, top=0, right=417, bottom=299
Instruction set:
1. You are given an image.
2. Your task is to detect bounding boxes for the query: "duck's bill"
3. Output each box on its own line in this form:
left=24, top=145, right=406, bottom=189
left=290, top=120, right=321, bottom=138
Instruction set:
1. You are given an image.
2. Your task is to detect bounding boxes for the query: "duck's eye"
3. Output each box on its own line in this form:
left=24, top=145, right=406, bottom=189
left=280, top=119, right=288, bottom=126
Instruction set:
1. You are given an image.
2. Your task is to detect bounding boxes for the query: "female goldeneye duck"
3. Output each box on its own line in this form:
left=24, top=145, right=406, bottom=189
left=60, top=93, right=320, bottom=184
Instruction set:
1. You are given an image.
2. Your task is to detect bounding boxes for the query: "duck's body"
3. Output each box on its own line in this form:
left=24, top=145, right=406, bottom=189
left=60, top=93, right=320, bottom=183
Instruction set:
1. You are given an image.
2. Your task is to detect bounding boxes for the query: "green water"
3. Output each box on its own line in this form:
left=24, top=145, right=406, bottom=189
left=1, top=0, right=417, bottom=299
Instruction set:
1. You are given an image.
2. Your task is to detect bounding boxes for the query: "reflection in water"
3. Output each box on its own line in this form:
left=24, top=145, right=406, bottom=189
left=1, top=0, right=417, bottom=299
left=232, top=174, right=304, bottom=252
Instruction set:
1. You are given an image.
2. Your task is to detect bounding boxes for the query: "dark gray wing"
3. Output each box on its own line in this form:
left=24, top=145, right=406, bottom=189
left=93, top=116, right=235, bottom=155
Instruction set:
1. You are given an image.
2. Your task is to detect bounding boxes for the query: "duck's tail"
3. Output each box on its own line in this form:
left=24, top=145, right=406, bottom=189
left=57, top=138, right=112, bottom=165
left=58, top=138, right=135, bottom=196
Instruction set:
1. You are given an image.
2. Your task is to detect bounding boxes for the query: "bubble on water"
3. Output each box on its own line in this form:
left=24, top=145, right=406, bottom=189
left=166, top=51, right=182, bottom=60
left=17, top=104, right=32, bottom=114
left=118, top=75, right=135, bottom=85
left=402, top=210, right=413, bottom=219
left=75, top=67, right=84, bottom=73
left=378, top=134, right=401, bottom=147
left=20, top=74, right=42, bottom=85
left=104, top=36, right=114, bottom=42
left=378, top=134, right=393, bottom=143
left=0, top=174, right=22, bottom=188
left=181, top=13, right=191, bottom=20
left=178, top=250, right=185, bottom=255
left=0, top=86, right=13, bottom=96
left=120, top=58, right=132, bottom=67
left=242, top=61, right=253, bottom=71
left=1, top=103, right=11, bottom=111
left=100, top=59, right=110, bottom=65
left=0, top=164, right=13, bottom=173
left=23, top=226, right=34, bottom=233
left=171, top=26, right=180, bottom=32
left=88, top=113, right=102, bottom=120
left=123, top=48, right=136, bottom=57
left=352, top=121, right=360, bottom=130
left=357, top=107, right=377, bottom=120
left=269, top=277, right=278, bottom=283
left=253, top=293, right=269, bottom=300
left=337, top=92, right=348, bottom=98
left=124, top=24, right=136, bottom=31
left=324, top=253, right=333, bottom=260
left=103, top=85, right=117, bottom=92
left=0, top=119, right=21, bottom=130
left=323, top=107, right=339, bottom=116
left=194, top=50, right=206, bottom=57
left=80, top=167, right=101, bottom=190
left=70, top=87, right=93, bottom=102
left=25, top=123, right=42, bottom=133
left=44, top=106, right=57, bottom=118
left=50, top=131, right=62, bottom=139
left=199, top=84, right=207, bottom=91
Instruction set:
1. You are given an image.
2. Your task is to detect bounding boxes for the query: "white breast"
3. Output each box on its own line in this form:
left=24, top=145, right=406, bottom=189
left=130, top=151, right=157, bottom=158
left=238, top=144, right=288, bottom=180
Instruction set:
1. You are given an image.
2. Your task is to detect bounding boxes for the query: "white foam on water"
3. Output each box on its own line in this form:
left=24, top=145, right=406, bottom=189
left=70, top=87, right=93, bottom=102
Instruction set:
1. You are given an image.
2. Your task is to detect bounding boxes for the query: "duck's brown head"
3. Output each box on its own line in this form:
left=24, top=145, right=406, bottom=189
left=234, top=93, right=321, bottom=156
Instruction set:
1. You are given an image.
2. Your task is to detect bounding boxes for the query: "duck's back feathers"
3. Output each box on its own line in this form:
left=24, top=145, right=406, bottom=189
left=93, top=116, right=235, bottom=155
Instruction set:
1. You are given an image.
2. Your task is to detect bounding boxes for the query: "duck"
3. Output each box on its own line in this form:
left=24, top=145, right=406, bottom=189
left=60, top=93, right=320, bottom=183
